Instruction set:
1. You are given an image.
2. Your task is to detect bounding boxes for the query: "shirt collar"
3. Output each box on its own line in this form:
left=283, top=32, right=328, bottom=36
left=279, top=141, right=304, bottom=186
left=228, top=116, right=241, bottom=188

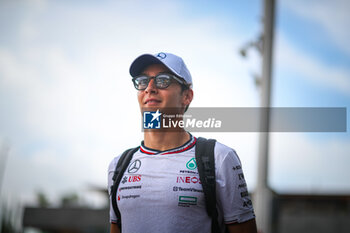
left=140, top=133, right=196, bottom=155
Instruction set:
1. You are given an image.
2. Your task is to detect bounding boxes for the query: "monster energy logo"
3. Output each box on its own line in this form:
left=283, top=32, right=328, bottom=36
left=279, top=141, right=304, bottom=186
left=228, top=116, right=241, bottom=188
left=186, top=158, right=197, bottom=170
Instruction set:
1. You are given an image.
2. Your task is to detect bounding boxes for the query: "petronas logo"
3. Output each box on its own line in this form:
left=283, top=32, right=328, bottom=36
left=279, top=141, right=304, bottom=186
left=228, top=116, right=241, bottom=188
left=186, top=158, right=197, bottom=170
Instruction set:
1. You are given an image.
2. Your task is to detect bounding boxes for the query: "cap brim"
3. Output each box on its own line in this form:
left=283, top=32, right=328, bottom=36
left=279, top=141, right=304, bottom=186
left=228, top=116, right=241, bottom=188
left=129, top=54, right=163, bottom=77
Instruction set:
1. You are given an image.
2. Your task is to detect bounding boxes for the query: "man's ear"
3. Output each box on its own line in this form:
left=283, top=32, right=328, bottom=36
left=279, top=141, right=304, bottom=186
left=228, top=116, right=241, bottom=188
left=182, top=88, right=193, bottom=106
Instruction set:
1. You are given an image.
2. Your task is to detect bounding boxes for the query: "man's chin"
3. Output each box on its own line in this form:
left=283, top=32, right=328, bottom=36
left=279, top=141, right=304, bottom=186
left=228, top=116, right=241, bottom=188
left=141, top=107, right=184, bottom=115
left=141, top=106, right=163, bottom=112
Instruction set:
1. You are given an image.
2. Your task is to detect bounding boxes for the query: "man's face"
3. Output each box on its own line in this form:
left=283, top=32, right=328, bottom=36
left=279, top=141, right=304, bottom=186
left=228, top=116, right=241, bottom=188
left=137, top=63, right=192, bottom=114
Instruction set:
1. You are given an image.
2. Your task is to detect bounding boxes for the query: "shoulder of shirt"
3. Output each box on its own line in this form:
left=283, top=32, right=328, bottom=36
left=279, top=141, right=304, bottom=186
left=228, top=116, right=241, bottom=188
left=213, top=140, right=237, bottom=156
left=213, top=140, right=241, bottom=166
left=108, top=146, right=141, bottom=172
left=107, top=152, right=124, bottom=173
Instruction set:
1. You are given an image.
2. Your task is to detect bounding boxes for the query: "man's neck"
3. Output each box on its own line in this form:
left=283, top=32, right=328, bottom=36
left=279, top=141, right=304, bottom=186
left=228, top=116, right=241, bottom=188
left=143, top=130, right=190, bottom=151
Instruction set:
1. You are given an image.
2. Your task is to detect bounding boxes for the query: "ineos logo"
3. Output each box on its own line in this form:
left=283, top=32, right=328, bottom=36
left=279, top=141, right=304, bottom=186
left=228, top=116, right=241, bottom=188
left=128, top=159, right=141, bottom=173
left=156, top=52, right=166, bottom=59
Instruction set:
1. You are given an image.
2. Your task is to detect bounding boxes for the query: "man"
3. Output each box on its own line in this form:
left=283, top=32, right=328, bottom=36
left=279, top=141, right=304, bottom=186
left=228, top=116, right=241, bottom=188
left=108, top=52, right=257, bottom=233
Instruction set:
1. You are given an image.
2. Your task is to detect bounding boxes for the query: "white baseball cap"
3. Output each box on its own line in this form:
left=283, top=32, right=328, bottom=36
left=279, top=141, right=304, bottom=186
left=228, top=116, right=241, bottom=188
left=129, top=52, right=193, bottom=87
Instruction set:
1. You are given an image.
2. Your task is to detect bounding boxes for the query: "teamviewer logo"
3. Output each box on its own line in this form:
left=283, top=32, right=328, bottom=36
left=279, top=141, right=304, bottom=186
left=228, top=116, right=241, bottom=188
left=143, top=110, right=162, bottom=129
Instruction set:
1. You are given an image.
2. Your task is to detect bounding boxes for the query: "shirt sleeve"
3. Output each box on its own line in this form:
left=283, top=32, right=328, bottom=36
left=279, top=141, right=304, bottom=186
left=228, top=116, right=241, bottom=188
left=108, top=156, right=120, bottom=224
left=215, top=142, right=255, bottom=224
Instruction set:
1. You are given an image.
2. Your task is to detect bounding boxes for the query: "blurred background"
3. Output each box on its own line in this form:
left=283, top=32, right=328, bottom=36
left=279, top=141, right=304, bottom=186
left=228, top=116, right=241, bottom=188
left=0, top=0, right=349, bottom=232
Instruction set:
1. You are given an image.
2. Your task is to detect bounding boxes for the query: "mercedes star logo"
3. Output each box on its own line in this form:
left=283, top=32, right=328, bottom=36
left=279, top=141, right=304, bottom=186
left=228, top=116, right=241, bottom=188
left=128, top=159, right=141, bottom=173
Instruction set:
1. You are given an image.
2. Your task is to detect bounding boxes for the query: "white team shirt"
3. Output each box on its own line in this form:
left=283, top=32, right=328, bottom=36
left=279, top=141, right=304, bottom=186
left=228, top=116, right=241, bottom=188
left=108, top=134, right=255, bottom=233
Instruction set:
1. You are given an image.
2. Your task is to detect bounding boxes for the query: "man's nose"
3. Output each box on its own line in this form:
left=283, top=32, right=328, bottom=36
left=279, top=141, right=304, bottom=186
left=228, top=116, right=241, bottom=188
left=145, top=78, right=158, bottom=94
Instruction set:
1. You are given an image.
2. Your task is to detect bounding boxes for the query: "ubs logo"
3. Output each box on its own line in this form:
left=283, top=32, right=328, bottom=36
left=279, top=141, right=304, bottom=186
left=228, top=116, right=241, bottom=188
left=128, top=159, right=141, bottom=173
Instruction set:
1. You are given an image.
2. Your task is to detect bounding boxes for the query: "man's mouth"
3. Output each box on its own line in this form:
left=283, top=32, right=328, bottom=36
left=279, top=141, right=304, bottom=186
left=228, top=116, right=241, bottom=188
left=145, top=99, right=161, bottom=105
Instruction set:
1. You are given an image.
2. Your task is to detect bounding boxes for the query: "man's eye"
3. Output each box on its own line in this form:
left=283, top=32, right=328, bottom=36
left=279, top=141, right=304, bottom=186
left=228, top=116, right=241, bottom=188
left=156, top=78, right=170, bottom=86
left=157, top=78, right=168, bottom=83
left=138, top=79, right=149, bottom=85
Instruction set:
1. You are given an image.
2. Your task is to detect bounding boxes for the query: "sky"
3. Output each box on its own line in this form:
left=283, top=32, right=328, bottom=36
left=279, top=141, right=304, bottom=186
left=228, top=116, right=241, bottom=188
left=0, top=0, right=349, bottom=208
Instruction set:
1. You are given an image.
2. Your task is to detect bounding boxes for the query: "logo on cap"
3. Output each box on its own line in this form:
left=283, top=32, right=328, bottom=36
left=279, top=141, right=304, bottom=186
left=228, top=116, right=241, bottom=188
left=156, top=52, right=167, bottom=59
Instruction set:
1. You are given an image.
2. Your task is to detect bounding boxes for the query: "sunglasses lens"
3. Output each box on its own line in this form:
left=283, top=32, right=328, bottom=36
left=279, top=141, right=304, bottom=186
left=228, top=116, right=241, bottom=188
left=155, top=74, right=172, bottom=89
left=134, top=76, right=149, bottom=90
